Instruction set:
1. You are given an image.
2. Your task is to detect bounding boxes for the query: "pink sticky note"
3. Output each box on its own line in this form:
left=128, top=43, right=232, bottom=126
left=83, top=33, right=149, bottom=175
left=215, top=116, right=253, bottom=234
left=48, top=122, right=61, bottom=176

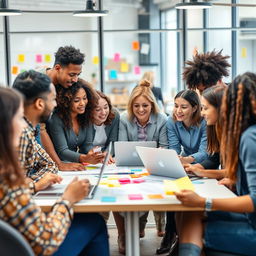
left=114, top=53, right=120, bottom=62
left=132, top=179, right=145, bottom=184
left=134, top=66, right=141, bottom=75
left=128, top=194, right=143, bottom=200
left=118, top=178, right=131, bottom=185
left=36, top=54, right=42, bottom=63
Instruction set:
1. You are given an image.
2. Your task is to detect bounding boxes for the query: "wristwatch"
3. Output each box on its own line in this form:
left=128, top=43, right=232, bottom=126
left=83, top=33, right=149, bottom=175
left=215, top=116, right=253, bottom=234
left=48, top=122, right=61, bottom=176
left=205, top=197, right=212, bottom=212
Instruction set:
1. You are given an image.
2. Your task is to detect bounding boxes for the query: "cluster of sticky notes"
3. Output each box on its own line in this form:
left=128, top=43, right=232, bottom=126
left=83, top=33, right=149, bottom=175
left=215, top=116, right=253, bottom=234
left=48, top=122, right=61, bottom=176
left=164, top=176, right=195, bottom=195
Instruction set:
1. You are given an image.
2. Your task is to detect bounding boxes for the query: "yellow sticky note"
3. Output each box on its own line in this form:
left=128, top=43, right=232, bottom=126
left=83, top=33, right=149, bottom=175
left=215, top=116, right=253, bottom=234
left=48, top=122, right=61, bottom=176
left=241, top=48, right=247, bottom=58
left=108, top=181, right=121, bottom=187
left=148, top=194, right=164, bottom=199
left=45, top=54, right=51, bottom=62
left=12, top=66, right=18, bottom=75
left=120, top=62, right=129, bottom=72
left=18, top=54, right=25, bottom=63
left=164, top=176, right=194, bottom=195
left=93, top=56, right=99, bottom=65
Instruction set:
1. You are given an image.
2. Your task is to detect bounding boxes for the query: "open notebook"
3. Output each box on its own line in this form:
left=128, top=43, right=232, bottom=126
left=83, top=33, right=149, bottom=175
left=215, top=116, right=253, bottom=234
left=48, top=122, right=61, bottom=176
left=34, top=143, right=112, bottom=199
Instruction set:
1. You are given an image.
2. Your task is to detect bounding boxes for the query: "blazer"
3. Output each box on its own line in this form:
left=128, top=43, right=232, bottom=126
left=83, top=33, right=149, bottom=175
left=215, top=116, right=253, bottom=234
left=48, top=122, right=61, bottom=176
left=118, top=111, right=168, bottom=148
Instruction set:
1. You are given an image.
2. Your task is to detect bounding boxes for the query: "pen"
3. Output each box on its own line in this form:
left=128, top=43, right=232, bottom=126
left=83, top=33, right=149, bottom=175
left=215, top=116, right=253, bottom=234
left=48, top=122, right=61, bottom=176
left=107, top=172, right=135, bottom=175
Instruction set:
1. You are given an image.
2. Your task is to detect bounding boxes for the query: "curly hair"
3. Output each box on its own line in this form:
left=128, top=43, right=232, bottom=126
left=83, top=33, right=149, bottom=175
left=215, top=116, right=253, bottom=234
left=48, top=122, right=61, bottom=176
left=93, top=91, right=115, bottom=125
left=56, top=79, right=97, bottom=128
left=54, top=46, right=85, bottom=67
left=183, top=50, right=230, bottom=90
left=0, top=88, right=24, bottom=186
left=219, top=72, right=256, bottom=181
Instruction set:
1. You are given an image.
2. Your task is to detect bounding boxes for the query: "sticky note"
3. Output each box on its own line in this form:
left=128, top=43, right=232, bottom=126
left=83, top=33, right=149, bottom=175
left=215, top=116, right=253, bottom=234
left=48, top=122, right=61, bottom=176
left=134, top=66, right=141, bottom=75
left=18, top=54, right=25, bottom=63
left=148, top=194, right=164, bottom=199
left=101, top=196, right=116, bottom=202
left=241, top=47, right=247, bottom=58
left=109, top=70, right=117, bottom=80
left=93, top=56, right=99, bottom=65
left=108, top=180, right=121, bottom=187
left=140, top=43, right=150, bottom=55
left=114, top=53, right=120, bottom=62
left=128, top=194, right=143, bottom=200
left=132, top=41, right=140, bottom=51
left=36, top=54, right=42, bottom=63
left=131, top=169, right=143, bottom=172
left=120, top=62, right=129, bottom=72
left=118, top=178, right=131, bottom=184
left=11, top=66, right=18, bottom=75
left=132, top=178, right=145, bottom=184
left=45, top=54, right=51, bottom=62
left=164, top=176, right=194, bottom=195
left=192, top=180, right=204, bottom=184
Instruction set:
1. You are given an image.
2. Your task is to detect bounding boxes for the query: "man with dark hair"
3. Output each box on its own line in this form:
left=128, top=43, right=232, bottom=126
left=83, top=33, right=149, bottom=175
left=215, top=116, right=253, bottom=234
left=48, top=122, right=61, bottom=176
left=38, top=46, right=86, bottom=171
left=183, top=50, right=230, bottom=94
left=13, top=70, right=61, bottom=190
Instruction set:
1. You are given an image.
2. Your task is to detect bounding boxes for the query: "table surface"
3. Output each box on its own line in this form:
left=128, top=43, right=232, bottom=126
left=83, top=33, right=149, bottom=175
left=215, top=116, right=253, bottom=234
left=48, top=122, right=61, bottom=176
left=35, top=165, right=236, bottom=212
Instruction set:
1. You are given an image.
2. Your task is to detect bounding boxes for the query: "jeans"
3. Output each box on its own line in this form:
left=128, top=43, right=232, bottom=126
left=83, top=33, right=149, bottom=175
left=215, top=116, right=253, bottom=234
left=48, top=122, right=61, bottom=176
left=53, top=213, right=109, bottom=256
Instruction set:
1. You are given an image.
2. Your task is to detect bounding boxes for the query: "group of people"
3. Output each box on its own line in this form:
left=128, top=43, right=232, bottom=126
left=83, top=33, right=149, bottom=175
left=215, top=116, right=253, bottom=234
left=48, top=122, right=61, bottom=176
left=0, top=45, right=255, bottom=256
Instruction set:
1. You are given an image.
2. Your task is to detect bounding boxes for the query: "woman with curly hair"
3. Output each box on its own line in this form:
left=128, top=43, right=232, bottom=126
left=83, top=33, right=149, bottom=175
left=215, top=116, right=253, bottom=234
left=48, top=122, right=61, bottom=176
left=175, top=72, right=256, bottom=256
left=183, top=49, right=230, bottom=94
left=48, top=79, right=105, bottom=164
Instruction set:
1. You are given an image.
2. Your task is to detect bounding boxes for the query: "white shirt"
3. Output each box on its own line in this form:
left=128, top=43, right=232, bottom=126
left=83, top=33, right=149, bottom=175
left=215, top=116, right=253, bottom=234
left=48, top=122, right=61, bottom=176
left=93, top=124, right=107, bottom=147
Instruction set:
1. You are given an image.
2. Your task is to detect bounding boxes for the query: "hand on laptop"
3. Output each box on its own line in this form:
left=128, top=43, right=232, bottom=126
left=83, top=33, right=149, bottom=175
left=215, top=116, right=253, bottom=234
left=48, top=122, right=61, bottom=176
left=184, top=163, right=205, bottom=177
left=62, top=177, right=90, bottom=204
left=179, top=155, right=195, bottom=164
left=108, top=155, right=115, bottom=164
left=35, top=173, right=63, bottom=192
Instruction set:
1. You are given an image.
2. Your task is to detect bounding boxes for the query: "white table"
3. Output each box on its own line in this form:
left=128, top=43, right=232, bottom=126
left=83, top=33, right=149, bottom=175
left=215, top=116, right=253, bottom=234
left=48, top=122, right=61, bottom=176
left=35, top=168, right=236, bottom=256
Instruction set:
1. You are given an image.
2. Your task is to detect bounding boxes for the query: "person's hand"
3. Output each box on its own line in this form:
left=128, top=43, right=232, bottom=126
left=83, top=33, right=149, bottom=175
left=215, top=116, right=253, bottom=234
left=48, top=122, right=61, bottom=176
left=80, top=149, right=105, bottom=164
left=174, top=190, right=205, bottom=207
left=35, top=173, right=63, bottom=192
left=58, top=162, right=85, bottom=171
left=108, top=155, right=115, bottom=164
left=218, top=178, right=235, bottom=190
left=62, top=177, right=90, bottom=204
left=179, top=156, right=195, bottom=164
left=184, top=163, right=205, bottom=177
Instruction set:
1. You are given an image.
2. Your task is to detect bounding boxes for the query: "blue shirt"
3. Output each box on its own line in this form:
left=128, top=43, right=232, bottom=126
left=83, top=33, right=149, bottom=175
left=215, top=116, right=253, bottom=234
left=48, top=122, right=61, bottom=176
left=166, top=117, right=208, bottom=163
left=237, top=124, right=256, bottom=228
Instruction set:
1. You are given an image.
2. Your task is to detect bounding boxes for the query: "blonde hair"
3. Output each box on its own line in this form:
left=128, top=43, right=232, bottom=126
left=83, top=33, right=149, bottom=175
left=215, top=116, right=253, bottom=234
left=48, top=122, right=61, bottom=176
left=142, top=71, right=154, bottom=88
left=127, top=79, right=159, bottom=120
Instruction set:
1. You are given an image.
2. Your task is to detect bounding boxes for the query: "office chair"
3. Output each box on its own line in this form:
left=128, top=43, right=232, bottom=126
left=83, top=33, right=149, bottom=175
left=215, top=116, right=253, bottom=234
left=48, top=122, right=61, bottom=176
left=0, top=219, right=34, bottom=256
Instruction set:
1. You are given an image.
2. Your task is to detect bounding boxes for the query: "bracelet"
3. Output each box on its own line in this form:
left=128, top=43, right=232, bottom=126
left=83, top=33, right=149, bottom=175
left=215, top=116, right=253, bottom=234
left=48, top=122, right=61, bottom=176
left=205, top=198, right=212, bottom=212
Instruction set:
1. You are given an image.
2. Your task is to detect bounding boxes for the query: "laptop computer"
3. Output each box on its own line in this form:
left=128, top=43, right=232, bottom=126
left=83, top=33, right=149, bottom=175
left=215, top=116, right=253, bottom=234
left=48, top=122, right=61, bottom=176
left=136, top=146, right=187, bottom=179
left=114, top=141, right=157, bottom=166
left=35, top=143, right=112, bottom=199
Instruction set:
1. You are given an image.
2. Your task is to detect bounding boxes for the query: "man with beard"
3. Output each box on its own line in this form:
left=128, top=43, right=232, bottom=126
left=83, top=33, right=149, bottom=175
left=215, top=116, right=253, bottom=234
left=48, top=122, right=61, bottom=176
left=13, top=70, right=61, bottom=187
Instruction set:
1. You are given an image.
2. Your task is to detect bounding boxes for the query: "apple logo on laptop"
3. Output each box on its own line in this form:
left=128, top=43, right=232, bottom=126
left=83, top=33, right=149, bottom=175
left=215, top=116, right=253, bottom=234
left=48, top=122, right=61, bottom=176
left=132, top=151, right=138, bottom=158
left=158, top=160, right=165, bottom=168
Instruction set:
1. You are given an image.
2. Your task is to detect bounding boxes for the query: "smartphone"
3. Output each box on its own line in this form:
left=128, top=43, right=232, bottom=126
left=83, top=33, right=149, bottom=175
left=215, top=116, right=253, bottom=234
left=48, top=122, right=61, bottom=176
left=93, top=147, right=102, bottom=153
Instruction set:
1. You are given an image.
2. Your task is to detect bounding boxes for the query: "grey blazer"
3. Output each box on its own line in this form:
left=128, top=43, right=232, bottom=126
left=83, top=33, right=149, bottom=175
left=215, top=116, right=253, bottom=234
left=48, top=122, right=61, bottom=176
left=118, top=111, right=168, bottom=148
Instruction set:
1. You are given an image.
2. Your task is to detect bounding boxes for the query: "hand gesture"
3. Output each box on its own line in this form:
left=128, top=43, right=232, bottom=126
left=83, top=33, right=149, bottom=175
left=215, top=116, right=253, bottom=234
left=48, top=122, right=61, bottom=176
left=174, top=189, right=205, bottom=207
left=35, top=173, right=63, bottom=192
left=62, top=177, right=90, bottom=204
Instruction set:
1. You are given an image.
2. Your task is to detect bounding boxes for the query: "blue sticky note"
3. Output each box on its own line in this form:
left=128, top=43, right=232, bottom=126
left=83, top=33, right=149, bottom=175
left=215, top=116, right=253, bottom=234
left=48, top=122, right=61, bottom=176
left=192, top=181, right=204, bottom=184
left=101, top=196, right=116, bottom=202
left=109, top=70, right=117, bottom=79
left=131, top=169, right=143, bottom=172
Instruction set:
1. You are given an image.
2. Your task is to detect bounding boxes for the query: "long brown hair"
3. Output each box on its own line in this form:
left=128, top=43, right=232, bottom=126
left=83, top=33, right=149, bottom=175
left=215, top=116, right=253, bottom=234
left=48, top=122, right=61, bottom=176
left=93, top=91, right=115, bottom=125
left=202, top=85, right=226, bottom=154
left=0, top=87, right=24, bottom=186
left=220, top=72, right=256, bottom=181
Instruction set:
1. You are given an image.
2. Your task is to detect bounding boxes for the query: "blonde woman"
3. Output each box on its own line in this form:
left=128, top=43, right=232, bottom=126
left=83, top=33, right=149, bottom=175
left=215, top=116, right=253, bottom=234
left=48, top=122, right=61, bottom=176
left=114, top=79, right=168, bottom=254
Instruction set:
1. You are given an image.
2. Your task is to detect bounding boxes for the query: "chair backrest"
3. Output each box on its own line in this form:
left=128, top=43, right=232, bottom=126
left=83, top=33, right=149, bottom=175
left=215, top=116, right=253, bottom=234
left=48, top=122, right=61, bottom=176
left=0, top=219, right=34, bottom=256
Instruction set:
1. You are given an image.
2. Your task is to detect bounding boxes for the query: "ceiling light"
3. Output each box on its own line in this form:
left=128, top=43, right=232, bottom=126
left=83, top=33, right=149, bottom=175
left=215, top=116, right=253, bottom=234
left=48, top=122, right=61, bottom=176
left=176, top=0, right=212, bottom=10
left=73, top=0, right=108, bottom=17
left=0, top=0, right=22, bottom=16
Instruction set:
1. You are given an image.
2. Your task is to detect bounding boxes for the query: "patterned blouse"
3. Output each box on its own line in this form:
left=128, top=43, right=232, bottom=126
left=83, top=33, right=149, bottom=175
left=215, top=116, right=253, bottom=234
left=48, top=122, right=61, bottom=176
left=19, top=117, right=58, bottom=182
left=0, top=181, right=73, bottom=255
